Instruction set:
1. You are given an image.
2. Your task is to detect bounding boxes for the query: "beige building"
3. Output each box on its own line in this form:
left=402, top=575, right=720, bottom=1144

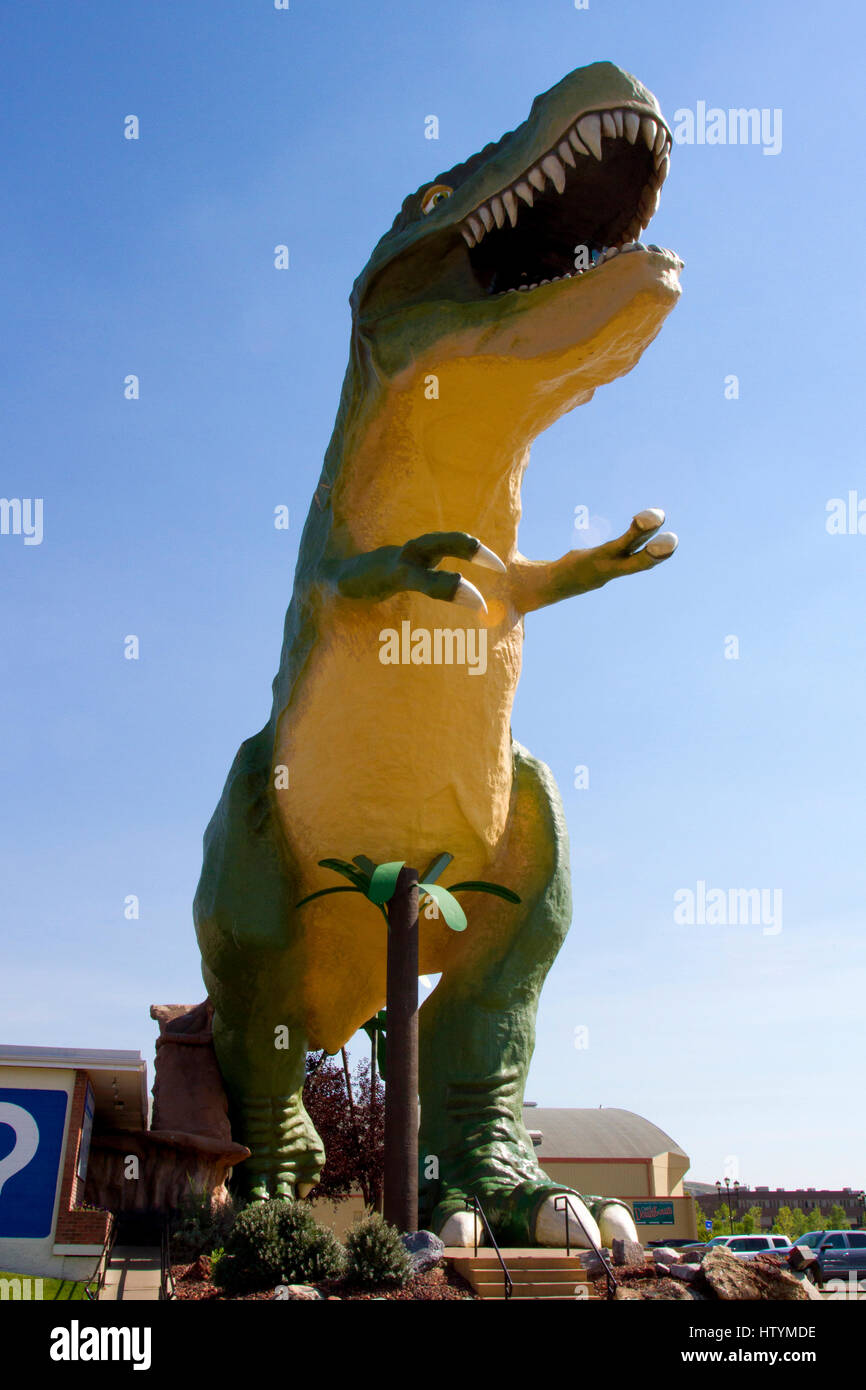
left=528, top=1106, right=697, bottom=1243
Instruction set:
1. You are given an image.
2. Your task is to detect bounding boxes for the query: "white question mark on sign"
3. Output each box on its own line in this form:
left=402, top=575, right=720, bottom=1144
left=0, top=1103, right=41, bottom=1199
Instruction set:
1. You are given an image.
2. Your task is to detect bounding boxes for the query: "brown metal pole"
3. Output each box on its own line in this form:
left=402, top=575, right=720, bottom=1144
left=383, top=865, right=419, bottom=1233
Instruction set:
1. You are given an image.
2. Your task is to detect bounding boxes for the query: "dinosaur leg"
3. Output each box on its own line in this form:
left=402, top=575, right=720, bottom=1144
left=418, top=742, right=637, bottom=1248
left=194, top=729, right=325, bottom=1200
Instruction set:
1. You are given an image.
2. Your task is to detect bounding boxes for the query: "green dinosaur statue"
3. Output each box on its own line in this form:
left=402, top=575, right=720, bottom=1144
left=194, top=59, right=682, bottom=1248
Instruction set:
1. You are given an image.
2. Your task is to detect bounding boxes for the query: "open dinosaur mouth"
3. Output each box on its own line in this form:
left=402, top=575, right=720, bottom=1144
left=461, top=107, right=671, bottom=295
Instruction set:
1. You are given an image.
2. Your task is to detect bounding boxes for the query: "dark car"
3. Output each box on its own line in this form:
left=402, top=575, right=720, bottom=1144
left=794, top=1230, right=866, bottom=1285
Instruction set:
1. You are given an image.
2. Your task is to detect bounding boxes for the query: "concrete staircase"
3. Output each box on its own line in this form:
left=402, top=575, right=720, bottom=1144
left=445, top=1247, right=599, bottom=1301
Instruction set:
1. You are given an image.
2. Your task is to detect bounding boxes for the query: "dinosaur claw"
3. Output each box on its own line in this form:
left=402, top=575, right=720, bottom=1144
left=646, top=530, right=678, bottom=558
left=472, top=541, right=507, bottom=573
left=634, top=508, right=665, bottom=530
left=453, top=577, right=488, bottom=614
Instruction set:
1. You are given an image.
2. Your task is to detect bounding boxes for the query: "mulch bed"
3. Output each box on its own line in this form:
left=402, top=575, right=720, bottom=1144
left=170, top=1258, right=476, bottom=1301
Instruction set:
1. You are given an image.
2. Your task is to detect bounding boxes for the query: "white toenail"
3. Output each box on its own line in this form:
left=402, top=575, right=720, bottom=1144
left=635, top=508, right=665, bottom=530
left=646, top=530, right=678, bottom=558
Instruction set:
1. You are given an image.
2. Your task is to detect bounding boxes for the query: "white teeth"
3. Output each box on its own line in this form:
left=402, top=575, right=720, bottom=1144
left=624, top=111, right=640, bottom=144
left=517, top=285, right=529, bottom=291
left=528, top=166, right=546, bottom=192
left=502, top=188, right=519, bottom=226
left=478, top=204, right=494, bottom=232
left=614, top=109, right=624, bottom=137
left=460, top=226, right=475, bottom=247
left=654, top=153, right=670, bottom=187
left=602, top=246, right=619, bottom=260
left=568, top=127, right=589, bottom=156
left=601, top=112, right=617, bottom=139
left=654, top=126, right=668, bottom=157
left=490, top=195, right=505, bottom=229
left=528, top=282, right=538, bottom=289
left=539, top=278, right=550, bottom=285
left=515, top=180, right=534, bottom=206
left=467, top=214, right=484, bottom=242
left=541, top=153, right=566, bottom=194
left=620, top=241, right=643, bottom=253
left=558, top=139, right=576, bottom=169
left=642, top=116, right=658, bottom=150
left=577, top=114, right=602, bottom=160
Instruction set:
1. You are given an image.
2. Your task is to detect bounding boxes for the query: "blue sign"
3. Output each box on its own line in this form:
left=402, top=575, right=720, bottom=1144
left=705, top=1220, right=713, bottom=1231
left=0, top=1088, right=69, bottom=1239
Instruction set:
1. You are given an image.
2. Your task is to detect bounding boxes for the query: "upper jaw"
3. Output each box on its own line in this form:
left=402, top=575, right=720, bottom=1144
left=457, top=101, right=671, bottom=249
left=451, top=102, right=674, bottom=297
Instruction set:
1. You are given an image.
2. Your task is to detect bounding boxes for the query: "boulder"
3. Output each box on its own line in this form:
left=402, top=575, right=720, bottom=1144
left=401, top=1230, right=445, bottom=1273
left=669, top=1262, right=701, bottom=1282
left=275, top=1284, right=323, bottom=1300
left=788, top=1245, right=819, bottom=1273
left=700, top=1247, right=809, bottom=1301
left=651, top=1246, right=682, bottom=1267
left=180, top=1254, right=211, bottom=1282
left=611, top=1237, right=645, bottom=1267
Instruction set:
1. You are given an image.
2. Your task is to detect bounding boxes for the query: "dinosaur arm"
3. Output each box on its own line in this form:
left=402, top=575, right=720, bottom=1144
left=510, top=510, right=677, bottom=615
left=322, top=531, right=506, bottom=611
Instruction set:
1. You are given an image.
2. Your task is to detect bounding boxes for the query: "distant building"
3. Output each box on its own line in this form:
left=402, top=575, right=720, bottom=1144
left=686, top=1183, right=866, bottom=1230
left=527, top=1106, right=697, bottom=1242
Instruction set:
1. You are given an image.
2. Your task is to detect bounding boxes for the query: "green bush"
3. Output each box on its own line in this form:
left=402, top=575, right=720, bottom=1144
left=170, top=1186, right=236, bottom=1261
left=214, top=1199, right=345, bottom=1294
left=344, top=1214, right=411, bottom=1287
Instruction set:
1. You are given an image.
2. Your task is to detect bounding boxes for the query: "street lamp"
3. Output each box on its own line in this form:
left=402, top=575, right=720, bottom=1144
left=716, top=1178, right=735, bottom=1234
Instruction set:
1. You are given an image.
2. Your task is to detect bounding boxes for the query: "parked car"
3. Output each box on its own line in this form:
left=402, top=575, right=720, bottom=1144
left=793, top=1230, right=866, bottom=1284
left=703, top=1234, right=794, bottom=1259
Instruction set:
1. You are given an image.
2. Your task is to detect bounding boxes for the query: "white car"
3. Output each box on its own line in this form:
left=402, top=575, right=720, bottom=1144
left=704, top=1234, right=793, bottom=1260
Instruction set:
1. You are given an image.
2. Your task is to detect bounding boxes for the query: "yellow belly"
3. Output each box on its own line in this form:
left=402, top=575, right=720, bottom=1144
left=272, top=589, right=522, bottom=1049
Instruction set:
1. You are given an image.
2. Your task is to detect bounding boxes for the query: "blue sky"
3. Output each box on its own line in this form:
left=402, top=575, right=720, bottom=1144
left=2, top=0, right=864, bottom=1192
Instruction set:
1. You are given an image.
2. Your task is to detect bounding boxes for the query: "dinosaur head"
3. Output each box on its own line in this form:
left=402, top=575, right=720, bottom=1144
left=350, top=61, right=681, bottom=432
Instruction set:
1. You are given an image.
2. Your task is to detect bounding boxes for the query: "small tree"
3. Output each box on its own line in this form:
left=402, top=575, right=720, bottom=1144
left=826, top=1203, right=850, bottom=1231
left=303, top=1054, right=384, bottom=1210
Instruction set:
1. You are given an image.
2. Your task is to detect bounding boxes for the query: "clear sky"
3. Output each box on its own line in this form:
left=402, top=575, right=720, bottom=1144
left=2, top=0, right=864, bottom=1193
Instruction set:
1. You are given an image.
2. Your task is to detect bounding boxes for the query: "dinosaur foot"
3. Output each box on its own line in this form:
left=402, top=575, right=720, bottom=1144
left=433, top=1180, right=638, bottom=1249
left=235, top=1093, right=324, bottom=1202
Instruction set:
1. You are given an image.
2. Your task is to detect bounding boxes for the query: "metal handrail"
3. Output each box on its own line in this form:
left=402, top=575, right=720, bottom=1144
left=160, top=1217, right=177, bottom=1301
left=554, top=1194, right=619, bottom=1299
left=84, top=1214, right=117, bottom=1301
left=464, top=1195, right=513, bottom=1300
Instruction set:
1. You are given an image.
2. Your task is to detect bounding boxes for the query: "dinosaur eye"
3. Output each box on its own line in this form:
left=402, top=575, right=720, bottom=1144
left=421, top=184, right=453, bottom=215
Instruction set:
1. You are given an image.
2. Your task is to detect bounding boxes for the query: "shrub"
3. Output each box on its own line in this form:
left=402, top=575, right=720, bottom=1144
left=214, top=1199, right=345, bottom=1294
left=170, top=1185, right=235, bottom=1261
left=344, top=1213, right=412, bottom=1287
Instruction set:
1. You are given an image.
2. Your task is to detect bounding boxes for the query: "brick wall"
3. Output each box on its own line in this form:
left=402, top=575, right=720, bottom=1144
left=53, top=1070, right=112, bottom=1248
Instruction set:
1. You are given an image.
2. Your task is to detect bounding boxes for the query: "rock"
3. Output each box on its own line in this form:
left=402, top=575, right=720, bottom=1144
left=180, top=1254, right=211, bottom=1282
left=614, top=1286, right=644, bottom=1300
left=645, top=1279, right=693, bottom=1301
left=788, top=1245, right=819, bottom=1273
left=701, top=1248, right=809, bottom=1301
left=275, top=1284, right=323, bottom=1300
left=790, top=1272, right=823, bottom=1301
left=611, top=1237, right=645, bottom=1267
left=669, top=1262, right=701, bottom=1282
left=401, top=1230, right=445, bottom=1273
left=651, top=1246, right=681, bottom=1267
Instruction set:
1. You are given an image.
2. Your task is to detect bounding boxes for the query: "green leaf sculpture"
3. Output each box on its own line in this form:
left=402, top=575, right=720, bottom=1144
left=296, top=853, right=520, bottom=933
